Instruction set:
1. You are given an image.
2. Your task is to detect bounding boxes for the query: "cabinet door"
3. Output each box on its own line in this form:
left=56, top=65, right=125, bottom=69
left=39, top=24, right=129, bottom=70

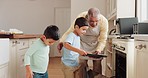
left=0, top=39, right=9, bottom=65
left=0, top=64, right=8, bottom=78
left=107, top=0, right=117, bottom=19
left=9, top=40, right=17, bottom=78
left=16, top=40, right=29, bottom=78
left=135, top=41, right=148, bottom=78
left=16, top=48, right=27, bottom=78
left=9, top=39, right=33, bottom=78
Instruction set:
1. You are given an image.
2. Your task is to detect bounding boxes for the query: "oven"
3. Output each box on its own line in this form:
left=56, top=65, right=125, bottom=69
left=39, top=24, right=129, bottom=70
left=112, top=38, right=134, bottom=78
left=115, top=49, right=126, bottom=78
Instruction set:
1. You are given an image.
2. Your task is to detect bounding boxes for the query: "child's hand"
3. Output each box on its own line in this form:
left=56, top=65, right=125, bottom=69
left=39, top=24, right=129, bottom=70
left=26, top=65, right=34, bottom=78
left=57, top=42, right=63, bottom=53
left=79, top=50, right=88, bottom=56
left=26, top=71, right=33, bottom=78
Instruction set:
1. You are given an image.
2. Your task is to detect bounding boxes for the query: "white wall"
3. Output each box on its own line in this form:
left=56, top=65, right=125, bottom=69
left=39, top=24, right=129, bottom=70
left=0, top=0, right=70, bottom=34
left=71, top=0, right=106, bottom=23
left=0, top=0, right=107, bottom=34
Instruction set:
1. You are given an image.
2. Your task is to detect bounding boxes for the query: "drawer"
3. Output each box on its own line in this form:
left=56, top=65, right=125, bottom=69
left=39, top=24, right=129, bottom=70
left=28, top=38, right=38, bottom=46
left=17, top=39, right=29, bottom=50
left=17, top=49, right=27, bottom=67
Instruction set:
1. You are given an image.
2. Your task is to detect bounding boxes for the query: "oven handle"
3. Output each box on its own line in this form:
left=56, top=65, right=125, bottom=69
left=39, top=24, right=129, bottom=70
left=113, top=46, right=125, bottom=51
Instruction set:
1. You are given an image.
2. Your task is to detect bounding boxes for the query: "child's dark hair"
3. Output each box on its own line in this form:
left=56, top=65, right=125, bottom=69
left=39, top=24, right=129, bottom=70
left=74, top=17, right=89, bottom=28
left=43, top=25, right=60, bottom=40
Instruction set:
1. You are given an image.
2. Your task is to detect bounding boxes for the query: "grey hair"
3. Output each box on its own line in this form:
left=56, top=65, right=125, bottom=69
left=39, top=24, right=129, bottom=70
left=88, top=8, right=100, bottom=17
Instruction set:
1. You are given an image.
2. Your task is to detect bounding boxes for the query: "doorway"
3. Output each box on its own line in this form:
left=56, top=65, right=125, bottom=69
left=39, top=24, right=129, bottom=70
left=51, top=7, right=71, bottom=57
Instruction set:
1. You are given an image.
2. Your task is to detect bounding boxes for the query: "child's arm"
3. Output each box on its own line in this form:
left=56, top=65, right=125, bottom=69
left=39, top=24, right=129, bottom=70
left=63, top=42, right=87, bottom=55
left=25, top=65, right=34, bottom=78
left=24, top=43, right=37, bottom=78
left=24, top=50, right=35, bottom=78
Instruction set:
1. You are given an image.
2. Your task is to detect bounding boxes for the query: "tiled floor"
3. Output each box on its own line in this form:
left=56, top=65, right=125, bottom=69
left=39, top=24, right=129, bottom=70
left=48, top=57, right=64, bottom=78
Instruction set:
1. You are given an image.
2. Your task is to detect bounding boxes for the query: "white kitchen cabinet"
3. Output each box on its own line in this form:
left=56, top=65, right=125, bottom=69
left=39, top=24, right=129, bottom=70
left=8, top=40, right=17, bottom=78
left=0, top=38, right=9, bottom=78
left=107, top=0, right=135, bottom=20
left=0, top=38, right=9, bottom=65
left=107, top=0, right=136, bottom=41
left=0, top=64, right=8, bottom=78
left=16, top=39, right=29, bottom=78
left=107, top=0, right=116, bottom=20
left=134, top=35, right=148, bottom=78
left=8, top=38, right=37, bottom=78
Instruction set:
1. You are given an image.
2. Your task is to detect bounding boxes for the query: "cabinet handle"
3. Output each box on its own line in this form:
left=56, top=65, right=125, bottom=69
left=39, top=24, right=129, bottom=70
left=22, top=58, right=24, bottom=62
left=17, top=41, right=20, bottom=44
left=23, top=42, right=25, bottom=45
left=12, top=41, right=17, bottom=44
left=135, top=44, right=146, bottom=50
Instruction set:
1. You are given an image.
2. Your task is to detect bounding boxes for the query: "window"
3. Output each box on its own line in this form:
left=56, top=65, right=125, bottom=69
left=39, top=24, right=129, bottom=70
left=147, top=1, right=148, bottom=19
left=137, top=0, right=148, bottom=22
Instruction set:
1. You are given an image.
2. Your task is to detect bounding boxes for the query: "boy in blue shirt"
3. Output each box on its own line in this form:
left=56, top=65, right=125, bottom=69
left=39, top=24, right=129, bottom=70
left=24, top=25, right=60, bottom=78
left=61, top=17, right=89, bottom=78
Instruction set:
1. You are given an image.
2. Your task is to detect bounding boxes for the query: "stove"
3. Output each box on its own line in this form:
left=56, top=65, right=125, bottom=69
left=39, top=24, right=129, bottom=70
left=112, top=39, right=135, bottom=78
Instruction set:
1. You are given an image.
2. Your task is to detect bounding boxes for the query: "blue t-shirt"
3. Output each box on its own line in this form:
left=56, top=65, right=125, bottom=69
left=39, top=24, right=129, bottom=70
left=61, top=32, right=80, bottom=67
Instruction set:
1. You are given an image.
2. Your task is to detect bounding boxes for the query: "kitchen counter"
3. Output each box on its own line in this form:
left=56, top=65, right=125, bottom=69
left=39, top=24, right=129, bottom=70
left=132, top=34, right=148, bottom=40
left=0, top=34, right=41, bottom=39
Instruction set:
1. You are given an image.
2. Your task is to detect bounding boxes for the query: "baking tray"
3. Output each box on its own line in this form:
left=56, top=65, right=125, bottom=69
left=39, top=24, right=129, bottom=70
left=86, top=54, right=107, bottom=58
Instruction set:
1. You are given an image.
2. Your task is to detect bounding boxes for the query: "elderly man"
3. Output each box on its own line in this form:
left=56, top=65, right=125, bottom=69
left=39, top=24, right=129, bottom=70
left=58, top=8, right=108, bottom=78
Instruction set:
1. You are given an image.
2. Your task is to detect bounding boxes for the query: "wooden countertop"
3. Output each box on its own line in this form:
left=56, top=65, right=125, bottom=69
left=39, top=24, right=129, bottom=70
left=0, top=34, right=42, bottom=39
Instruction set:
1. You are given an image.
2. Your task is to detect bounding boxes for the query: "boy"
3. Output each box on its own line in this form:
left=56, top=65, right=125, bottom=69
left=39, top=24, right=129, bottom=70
left=61, top=17, right=89, bottom=78
left=24, top=25, right=60, bottom=78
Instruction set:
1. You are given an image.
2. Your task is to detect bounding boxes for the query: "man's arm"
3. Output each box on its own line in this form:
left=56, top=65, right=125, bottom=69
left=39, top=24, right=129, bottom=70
left=96, top=15, right=108, bottom=53
left=59, top=11, right=88, bottom=42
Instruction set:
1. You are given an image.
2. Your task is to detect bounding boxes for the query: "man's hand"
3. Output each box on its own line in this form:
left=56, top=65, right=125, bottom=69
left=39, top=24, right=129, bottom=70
left=93, top=51, right=102, bottom=55
left=57, top=42, right=63, bottom=53
left=26, top=65, right=34, bottom=78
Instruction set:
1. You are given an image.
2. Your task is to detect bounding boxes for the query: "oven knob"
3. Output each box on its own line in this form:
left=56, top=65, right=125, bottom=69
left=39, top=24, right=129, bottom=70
left=122, top=47, right=125, bottom=51
left=112, top=44, right=116, bottom=48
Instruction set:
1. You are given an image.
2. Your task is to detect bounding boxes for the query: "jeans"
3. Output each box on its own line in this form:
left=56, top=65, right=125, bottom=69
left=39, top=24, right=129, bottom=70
left=33, top=71, right=48, bottom=78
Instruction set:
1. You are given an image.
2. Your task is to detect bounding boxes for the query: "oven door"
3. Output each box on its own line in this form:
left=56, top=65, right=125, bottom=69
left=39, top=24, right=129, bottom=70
left=115, top=49, right=126, bottom=78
